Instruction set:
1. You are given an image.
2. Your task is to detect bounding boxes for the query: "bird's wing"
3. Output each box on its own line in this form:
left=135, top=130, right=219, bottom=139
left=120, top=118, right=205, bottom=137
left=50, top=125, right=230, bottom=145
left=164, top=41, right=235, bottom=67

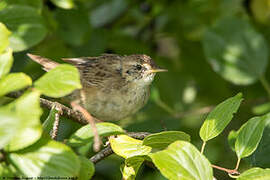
left=61, top=57, right=98, bottom=65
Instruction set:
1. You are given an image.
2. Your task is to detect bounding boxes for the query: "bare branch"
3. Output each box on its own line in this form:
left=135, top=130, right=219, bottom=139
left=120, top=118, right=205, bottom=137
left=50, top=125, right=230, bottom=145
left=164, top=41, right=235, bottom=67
left=7, top=92, right=88, bottom=125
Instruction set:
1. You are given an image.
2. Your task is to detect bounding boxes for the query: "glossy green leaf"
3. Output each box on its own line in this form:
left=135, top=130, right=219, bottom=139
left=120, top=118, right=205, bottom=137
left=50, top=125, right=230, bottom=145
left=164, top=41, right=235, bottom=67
left=68, top=122, right=125, bottom=146
left=228, top=130, right=238, bottom=152
left=9, top=138, right=80, bottom=177
left=34, top=64, right=82, bottom=98
left=0, top=48, right=13, bottom=78
left=78, top=156, right=95, bottom=180
left=200, top=93, right=243, bottom=142
left=0, top=22, right=11, bottom=53
left=4, top=91, right=42, bottom=151
left=235, top=116, right=266, bottom=159
left=110, top=135, right=152, bottom=159
left=0, top=5, right=47, bottom=51
left=237, top=168, right=270, bottom=180
left=251, top=114, right=270, bottom=167
left=51, top=0, right=74, bottom=9
left=0, top=111, right=20, bottom=149
left=143, top=131, right=190, bottom=150
left=203, top=17, right=268, bottom=85
left=150, top=141, right=213, bottom=180
left=121, top=156, right=144, bottom=180
left=0, top=73, right=32, bottom=97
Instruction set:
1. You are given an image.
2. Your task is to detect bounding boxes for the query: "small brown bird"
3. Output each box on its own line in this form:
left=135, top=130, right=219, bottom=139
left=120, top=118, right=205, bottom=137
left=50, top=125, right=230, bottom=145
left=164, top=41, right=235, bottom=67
left=27, top=53, right=167, bottom=121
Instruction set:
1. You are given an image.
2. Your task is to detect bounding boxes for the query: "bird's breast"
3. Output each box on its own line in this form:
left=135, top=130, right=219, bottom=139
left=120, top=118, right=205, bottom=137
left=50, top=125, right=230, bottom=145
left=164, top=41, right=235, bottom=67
left=84, top=85, right=150, bottom=121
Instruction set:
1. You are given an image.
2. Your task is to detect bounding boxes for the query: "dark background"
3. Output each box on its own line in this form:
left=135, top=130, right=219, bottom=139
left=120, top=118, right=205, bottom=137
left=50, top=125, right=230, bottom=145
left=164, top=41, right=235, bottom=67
left=7, top=0, right=270, bottom=179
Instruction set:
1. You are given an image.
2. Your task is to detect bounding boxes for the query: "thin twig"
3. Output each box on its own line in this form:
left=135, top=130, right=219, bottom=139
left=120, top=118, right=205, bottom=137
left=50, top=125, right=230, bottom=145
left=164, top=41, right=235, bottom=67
left=7, top=92, right=88, bottom=125
left=71, top=101, right=101, bottom=152
left=51, top=104, right=62, bottom=140
left=259, top=76, right=270, bottom=100
left=211, top=164, right=240, bottom=175
left=90, top=132, right=150, bottom=164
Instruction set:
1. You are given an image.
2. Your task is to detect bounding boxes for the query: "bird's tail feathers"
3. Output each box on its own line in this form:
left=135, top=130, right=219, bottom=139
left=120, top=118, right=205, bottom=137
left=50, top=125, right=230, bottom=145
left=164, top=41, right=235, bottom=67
left=27, top=53, right=59, bottom=71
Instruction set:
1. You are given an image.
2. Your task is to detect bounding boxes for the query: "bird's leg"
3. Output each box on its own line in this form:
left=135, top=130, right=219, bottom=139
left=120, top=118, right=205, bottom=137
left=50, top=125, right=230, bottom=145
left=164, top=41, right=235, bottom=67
left=71, top=90, right=102, bottom=152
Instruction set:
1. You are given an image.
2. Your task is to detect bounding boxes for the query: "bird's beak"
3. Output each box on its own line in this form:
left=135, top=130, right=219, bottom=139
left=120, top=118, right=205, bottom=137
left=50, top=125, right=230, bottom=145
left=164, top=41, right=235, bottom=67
left=147, top=68, right=168, bottom=74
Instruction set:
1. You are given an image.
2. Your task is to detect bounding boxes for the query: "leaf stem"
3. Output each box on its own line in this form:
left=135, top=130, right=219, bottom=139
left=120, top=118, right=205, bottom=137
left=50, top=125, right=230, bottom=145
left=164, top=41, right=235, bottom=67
left=155, top=99, right=175, bottom=116
left=200, top=141, right=206, bottom=154
left=259, top=76, right=270, bottom=99
left=234, top=158, right=241, bottom=170
left=211, top=164, right=240, bottom=175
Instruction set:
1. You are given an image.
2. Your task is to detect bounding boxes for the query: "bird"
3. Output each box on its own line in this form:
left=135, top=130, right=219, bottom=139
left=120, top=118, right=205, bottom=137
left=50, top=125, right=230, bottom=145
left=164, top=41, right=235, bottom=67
left=27, top=53, right=167, bottom=121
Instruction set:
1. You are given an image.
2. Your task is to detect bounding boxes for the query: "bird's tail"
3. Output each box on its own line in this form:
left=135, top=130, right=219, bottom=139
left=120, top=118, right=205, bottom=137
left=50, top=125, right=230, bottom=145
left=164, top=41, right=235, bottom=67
left=27, top=53, right=59, bottom=71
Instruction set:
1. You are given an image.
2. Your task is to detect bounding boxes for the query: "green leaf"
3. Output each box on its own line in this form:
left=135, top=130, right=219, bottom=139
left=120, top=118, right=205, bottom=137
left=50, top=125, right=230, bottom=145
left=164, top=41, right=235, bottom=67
left=8, top=137, right=80, bottom=177
left=251, top=114, right=270, bottom=167
left=150, top=141, right=213, bottom=180
left=50, top=0, right=74, bottom=9
left=0, top=162, right=14, bottom=177
left=200, top=93, right=243, bottom=142
left=68, top=122, right=125, bottom=147
left=0, top=48, right=13, bottom=78
left=4, top=91, right=42, bottom=151
left=228, top=130, right=238, bottom=152
left=0, top=22, right=11, bottom=54
left=110, top=135, right=152, bottom=159
left=143, top=131, right=190, bottom=150
left=90, top=0, right=128, bottom=27
left=42, top=106, right=58, bottom=135
left=0, top=110, right=20, bottom=149
left=0, top=5, right=47, bottom=52
left=202, top=17, right=268, bottom=85
left=121, top=156, right=144, bottom=180
left=0, top=73, right=32, bottom=97
left=237, top=168, right=270, bottom=180
left=252, top=102, right=270, bottom=115
left=34, top=64, right=82, bottom=98
left=0, top=0, right=43, bottom=11
left=235, top=116, right=266, bottom=159
left=54, top=9, right=91, bottom=46
left=78, top=156, right=95, bottom=180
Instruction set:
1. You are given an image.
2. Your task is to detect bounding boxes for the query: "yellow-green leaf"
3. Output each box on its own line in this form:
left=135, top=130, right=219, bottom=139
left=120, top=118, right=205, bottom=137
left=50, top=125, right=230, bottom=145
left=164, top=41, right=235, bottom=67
left=0, top=73, right=32, bottom=97
left=237, top=168, right=270, bottom=180
left=110, top=135, right=152, bottom=159
left=0, top=48, right=13, bottom=78
left=34, top=64, right=82, bottom=98
left=0, top=22, right=11, bottom=54
left=150, top=141, right=213, bottom=180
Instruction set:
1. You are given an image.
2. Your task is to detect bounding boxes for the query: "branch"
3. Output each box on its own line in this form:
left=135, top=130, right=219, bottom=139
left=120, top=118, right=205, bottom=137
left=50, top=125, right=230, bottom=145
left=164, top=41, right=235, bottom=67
left=7, top=92, right=88, bottom=125
left=90, top=132, right=150, bottom=164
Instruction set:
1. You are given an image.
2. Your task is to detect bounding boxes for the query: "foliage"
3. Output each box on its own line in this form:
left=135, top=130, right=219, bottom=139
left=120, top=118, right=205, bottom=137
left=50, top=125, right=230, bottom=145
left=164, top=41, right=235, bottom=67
left=1, top=0, right=270, bottom=180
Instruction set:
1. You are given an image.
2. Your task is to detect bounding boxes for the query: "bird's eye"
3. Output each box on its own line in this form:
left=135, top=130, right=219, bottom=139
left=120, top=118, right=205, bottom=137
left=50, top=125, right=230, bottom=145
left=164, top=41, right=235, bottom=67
left=135, top=64, right=142, bottom=70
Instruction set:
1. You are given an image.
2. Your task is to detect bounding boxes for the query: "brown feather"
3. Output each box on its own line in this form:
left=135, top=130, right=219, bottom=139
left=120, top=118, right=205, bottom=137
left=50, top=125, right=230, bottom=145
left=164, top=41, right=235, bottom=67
left=27, top=53, right=59, bottom=71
